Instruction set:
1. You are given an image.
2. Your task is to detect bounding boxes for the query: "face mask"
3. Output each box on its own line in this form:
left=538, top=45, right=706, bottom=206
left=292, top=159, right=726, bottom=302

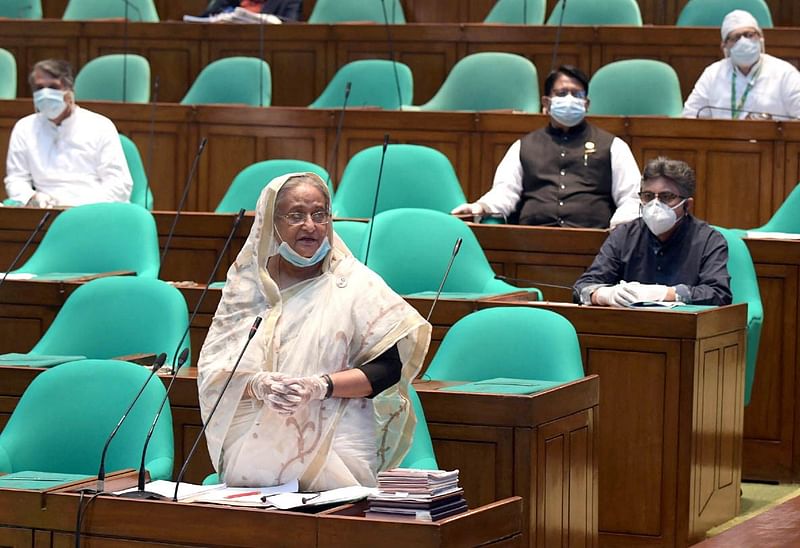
left=728, top=37, right=762, bottom=68
left=548, top=95, right=586, bottom=128
left=33, top=88, right=66, bottom=120
left=277, top=236, right=331, bottom=268
left=641, top=199, right=685, bottom=236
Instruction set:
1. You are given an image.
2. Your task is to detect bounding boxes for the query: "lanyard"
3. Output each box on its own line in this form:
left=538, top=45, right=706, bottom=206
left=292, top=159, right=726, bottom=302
left=730, top=65, right=762, bottom=119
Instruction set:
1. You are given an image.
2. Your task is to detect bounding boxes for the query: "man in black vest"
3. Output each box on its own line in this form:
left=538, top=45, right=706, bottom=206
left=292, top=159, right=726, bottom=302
left=452, top=65, right=640, bottom=228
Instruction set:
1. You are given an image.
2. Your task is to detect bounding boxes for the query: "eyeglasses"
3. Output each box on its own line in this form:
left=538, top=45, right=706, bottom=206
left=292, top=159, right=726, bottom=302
left=639, top=191, right=686, bottom=204
left=551, top=89, right=587, bottom=99
left=277, top=210, right=330, bottom=226
left=725, top=30, right=760, bottom=44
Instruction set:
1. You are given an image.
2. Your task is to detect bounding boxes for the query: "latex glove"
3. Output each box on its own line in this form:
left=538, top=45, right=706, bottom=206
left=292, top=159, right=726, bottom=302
left=592, top=282, right=638, bottom=307
left=450, top=202, right=486, bottom=223
left=247, top=371, right=292, bottom=401
left=626, top=282, right=669, bottom=303
left=267, top=375, right=328, bottom=415
left=27, top=191, right=57, bottom=208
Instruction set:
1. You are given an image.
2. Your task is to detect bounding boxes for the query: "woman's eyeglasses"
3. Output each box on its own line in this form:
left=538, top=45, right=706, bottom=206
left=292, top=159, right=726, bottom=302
left=278, top=210, right=331, bottom=225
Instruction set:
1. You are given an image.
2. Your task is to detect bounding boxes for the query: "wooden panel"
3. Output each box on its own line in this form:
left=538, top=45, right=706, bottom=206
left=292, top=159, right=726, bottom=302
left=0, top=526, right=32, bottom=548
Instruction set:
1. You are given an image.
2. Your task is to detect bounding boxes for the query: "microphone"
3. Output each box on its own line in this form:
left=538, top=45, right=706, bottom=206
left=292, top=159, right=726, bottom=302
left=379, top=0, right=404, bottom=109
left=172, top=316, right=263, bottom=502
left=143, top=75, right=160, bottom=211
left=0, top=211, right=51, bottom=290
left=117, top=348, right=190, bottom=499
left=159, top=137, right=208, bottom=274
left=426, top=238, right=463, bottom=322
left=96, top=353, right=166, bottom=493
left=362, top=134, right=390, bottom=266
left=324, top=81, right=352, bottom=192
left=551, top=0, right=568, bottom=71
left=694, top=104, right=798, bottom=120
left=258, top=4, right=266, bottom=107
left=494, top=273, right=573, bottom=291
left=117, top=0, right=142, bottom=104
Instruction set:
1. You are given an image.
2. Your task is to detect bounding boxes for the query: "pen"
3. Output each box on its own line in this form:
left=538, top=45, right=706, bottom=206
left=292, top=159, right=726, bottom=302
left=225, top=490, right=261, bottom=500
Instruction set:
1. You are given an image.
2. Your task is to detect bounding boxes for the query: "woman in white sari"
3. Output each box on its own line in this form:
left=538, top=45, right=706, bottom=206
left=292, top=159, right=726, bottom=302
left=198, top=173, right=431, bottom=490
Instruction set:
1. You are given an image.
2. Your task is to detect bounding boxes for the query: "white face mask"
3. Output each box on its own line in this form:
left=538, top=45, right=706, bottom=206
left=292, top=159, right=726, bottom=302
left=33, top=88, right=67, bottom=120
left=548, top=95, right=587, bottom=128
left=641, top=199, right=686, bottom=236
left=728, top=36, right=762, bottom=68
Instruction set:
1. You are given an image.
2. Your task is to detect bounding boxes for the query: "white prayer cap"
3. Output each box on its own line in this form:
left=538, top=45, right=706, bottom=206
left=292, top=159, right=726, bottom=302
left=721, top=10, right=761, bottom=41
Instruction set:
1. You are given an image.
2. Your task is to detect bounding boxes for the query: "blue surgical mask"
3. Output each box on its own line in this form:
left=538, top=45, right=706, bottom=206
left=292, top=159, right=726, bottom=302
left=33, top=88, right=66, bottom=120
left=277, top=236, right=331, bottom=268
left=548, top=95, right=586, bottom=128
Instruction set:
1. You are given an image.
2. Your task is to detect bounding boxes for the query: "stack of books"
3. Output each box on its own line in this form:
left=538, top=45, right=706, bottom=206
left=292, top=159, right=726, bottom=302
left=365, top=469, right=467, bottom=521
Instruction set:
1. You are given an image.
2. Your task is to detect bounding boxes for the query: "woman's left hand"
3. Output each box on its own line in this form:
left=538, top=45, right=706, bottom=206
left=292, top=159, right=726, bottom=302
left=267, top=375, right=327, bottom=415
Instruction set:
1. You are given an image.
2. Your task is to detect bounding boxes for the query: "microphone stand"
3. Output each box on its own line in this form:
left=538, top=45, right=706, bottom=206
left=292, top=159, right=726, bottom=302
left=0, top=211, right=51, bottom=290
left=551, top=0, right=567, bottom=71
left=380, top=0, right=404, bottom=109
left=144, top=75, right=160, bottom=211
left=426, top=238, right=463, bottom=322
left=362, top=134, right=390, bottom=266
left=325, top=82, right=351, bottom=192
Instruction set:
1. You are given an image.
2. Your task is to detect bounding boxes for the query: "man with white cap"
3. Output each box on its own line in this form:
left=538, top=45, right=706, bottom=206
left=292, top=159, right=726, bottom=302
left=682, top=9, right=800, bottom=120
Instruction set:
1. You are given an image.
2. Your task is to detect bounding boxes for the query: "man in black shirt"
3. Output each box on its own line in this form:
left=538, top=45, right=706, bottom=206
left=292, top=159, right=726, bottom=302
left=573, top=157, right=732, bottom=306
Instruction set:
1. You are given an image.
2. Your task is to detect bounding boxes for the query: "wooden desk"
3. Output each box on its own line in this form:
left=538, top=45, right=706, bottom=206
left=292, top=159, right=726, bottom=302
left=0, top=482, right=524, bottom=547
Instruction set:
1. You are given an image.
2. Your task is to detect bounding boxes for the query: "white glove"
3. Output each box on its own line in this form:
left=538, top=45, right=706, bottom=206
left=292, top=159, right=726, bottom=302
left=264, top=374, right=329, bottom=416
left=27, top=191, right=57, bottom=208
left=248, top=371, right=291, bottom=401
left=592, top=282, right=639, bottom=307
left=450, top=202, right=486, bottom=223
left=626, top=282, right=669, bottom=303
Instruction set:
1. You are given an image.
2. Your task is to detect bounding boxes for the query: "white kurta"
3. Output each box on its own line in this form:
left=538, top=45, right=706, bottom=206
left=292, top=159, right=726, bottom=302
left=682, top=54, right=800, bottom=120
left=4, top=106, right=133, bottom=206
left=477, top=135, right=641, bottom=228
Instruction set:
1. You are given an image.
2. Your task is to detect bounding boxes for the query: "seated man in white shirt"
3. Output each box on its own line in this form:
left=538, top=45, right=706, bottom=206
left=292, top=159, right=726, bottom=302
left=4, top=59, right=133, bottom=207
left=451, top=65, right=641, bottom=229
left=682, top=9, right=800, bottom=120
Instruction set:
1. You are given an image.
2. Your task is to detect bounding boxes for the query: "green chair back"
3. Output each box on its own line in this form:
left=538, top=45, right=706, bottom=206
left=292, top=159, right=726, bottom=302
left=14, top=203, right=160, bottom=278
left=0, top=0, right=42, bottom=18
left=546, top=0, right=642, bottom=25
left=63, top=0, right=159, bottom=21
left=74, top=54, right=151, bottom=103
left=308, top=0, right=405, bottom=23
left=181, top=57, right=271, bottom=107
left=676, top=0, right=773, bottom=27
left=119, top=134, right=154, bottom=210
left=360, top=208, right=541, bottom=298
left=751, top=182, right=800, bottom=233
left=420, top=52, right=539, bottom=113
left=588, top=59, right=683, bottom=117
left=425, top=307, right=584, bottom=382
left=0, top=359, right=173, bottom=479
left=332, top=144, right=467, bottom=218
left=310, top=60, right=414, bottom=110
left=398, top=386, right=439, bottom=470
left=485, top=0, right=546, bottom=24
left=333, top=220, right=369, bottom=258
left=30, top=277, right=190, bottom=366
left=715, top=227, right=763, bottom=405
left=0, top=48, right=16, bottom=99
left=215, top=160, right=330, bottom=213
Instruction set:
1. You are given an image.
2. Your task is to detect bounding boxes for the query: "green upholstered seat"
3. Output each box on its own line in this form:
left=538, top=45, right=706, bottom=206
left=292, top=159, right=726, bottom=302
left=181, top=57, right=271, bottom=107
left=74, top=54, right=151, bottom=103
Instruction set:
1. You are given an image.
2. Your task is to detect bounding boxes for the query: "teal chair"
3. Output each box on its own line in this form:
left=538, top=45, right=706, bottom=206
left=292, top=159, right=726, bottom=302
left=419, top=52, right=539, bottom=113
left=333, top=220, right=369, bottom=258
left=29, top=277, right=190, bottom=366
left=14, top=203, right=160, bottom=278
left=425, top=307, right=584, bottom=382
left=0, top=359, right=173, bottom=479
left=360, top=208, right=541, bottom=298
left=74, top=54, right=151, bottom=103
left=215, top=160, right=330, bottom=213
left=62, top=0, right=159, bottom=21
left=331, top=145, right=467, bottom=218
left=181, top=57, right=271, bottom=107
left=398, top=386, right=438, bottom=470
left=546, top=0, right=643, bottom=25
left=0, top=0, right=42, bottom=18
left=484, top=0, right=546, bottom=24
left=0, top=48, right=16, bottom=100
left=308, top=0, right=405, bottom=23
left=119, top=134, right=154, bottom=210
left=677, top=0, right=773, bottom=28
left=588, top=59, right=684, bottom=117
left=310, top=60, right=414, bottom=110
left=749, top=183, right=800, bottom=233
left=715, top=227, right=763, bottom=406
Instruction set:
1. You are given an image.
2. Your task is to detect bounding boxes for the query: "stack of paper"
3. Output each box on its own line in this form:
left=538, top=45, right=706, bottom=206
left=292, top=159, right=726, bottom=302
left=183, top=7, right=281, bottom=24
left=366, top=469, right=467, bottom=521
